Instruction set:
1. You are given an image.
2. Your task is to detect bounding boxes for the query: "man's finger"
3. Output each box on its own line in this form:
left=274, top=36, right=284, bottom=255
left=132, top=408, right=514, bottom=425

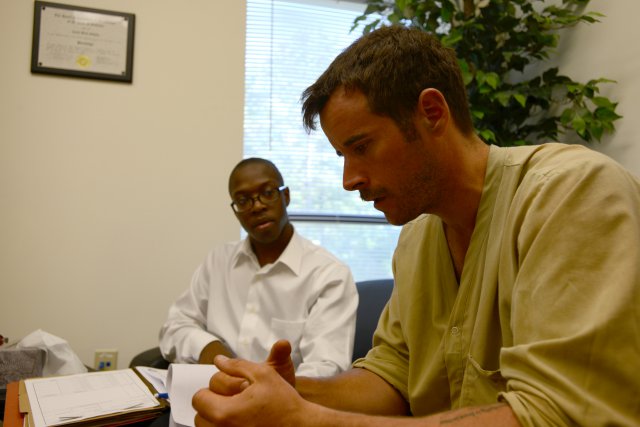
left=192, top=388, right=223, bottom=425
left=265, top=340, right=296, bottom=386
left=266, top=339, right=292, bottom=366
left=213, top=355, right=264, bottom=383
left=209, top=370, right=250, bottom=396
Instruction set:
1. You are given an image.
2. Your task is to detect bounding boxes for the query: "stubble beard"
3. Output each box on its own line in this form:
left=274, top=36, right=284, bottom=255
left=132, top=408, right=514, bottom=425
left=392, top=160, right=442, bottom=226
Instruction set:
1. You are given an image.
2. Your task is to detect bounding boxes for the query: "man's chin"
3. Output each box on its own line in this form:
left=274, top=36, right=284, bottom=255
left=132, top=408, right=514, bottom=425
left=374, top=198, right=405, bottom=225
left=381, top=211, right=404, bottom=226
left=381, top=208, right=421, bottom=226
left=250, top=231, right=277, bottom=243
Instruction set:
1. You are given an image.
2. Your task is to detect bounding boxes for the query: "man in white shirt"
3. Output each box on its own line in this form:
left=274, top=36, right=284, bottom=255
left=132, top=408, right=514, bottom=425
left=159, top=158, right=358, bottom=377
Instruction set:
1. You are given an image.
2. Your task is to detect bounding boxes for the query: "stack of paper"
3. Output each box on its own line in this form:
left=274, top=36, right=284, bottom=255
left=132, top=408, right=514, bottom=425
left=6, top=368, right=168, bottom=427
left=3, top=364, right=221, bottom=427
left=136, top=364, right=219, bottom=427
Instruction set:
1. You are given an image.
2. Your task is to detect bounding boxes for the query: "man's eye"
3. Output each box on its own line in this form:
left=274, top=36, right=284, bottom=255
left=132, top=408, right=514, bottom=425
left=354, top=142, right=369, bottom=154
left=262, top=189, right=275, bottom=198
left=235, top=198, right=249, bottom=206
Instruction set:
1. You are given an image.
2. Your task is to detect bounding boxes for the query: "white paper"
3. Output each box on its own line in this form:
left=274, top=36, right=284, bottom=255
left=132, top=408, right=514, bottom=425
left=24, top=369, right=160, bottom=427
left=135, top=366, right=168, bottom=395
left=166, top=364, right=219, bottom=427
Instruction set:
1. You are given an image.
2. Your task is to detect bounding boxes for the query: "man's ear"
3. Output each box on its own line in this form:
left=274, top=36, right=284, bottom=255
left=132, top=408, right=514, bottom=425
left=418, top=88, right=449, bottom=135
left=283, top=186, right=290, bottom=207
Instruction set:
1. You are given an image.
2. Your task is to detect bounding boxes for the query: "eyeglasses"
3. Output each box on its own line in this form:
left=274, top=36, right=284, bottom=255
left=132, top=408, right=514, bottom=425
left=230, top=185, right=287, bottom=213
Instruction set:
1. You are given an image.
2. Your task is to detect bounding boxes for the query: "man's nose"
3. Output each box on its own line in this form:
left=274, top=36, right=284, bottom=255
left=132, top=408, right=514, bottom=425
left=343, top=158, right=367, bottom=191
left=250, top=196, right=268, bottom=211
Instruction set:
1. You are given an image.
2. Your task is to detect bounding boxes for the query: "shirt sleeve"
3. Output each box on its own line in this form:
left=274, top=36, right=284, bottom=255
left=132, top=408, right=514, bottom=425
left=498, top=154, right=640, bottom=426
left=295, top=262, right=358, bottom=377
left=158, top=259, right=224, bottom=363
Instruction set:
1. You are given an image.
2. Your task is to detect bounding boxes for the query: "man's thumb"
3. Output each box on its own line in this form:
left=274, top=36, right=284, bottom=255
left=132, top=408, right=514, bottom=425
left=267, top=339, right=292, bottom=365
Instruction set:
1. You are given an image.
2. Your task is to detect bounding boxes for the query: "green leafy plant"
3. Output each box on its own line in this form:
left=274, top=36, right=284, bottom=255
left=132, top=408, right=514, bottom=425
left=354, top=0, right=621, bottom=146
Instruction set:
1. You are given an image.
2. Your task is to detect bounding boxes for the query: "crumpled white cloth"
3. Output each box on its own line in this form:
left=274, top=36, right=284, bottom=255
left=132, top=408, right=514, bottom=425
left=16, top=329, right=87, bottom=376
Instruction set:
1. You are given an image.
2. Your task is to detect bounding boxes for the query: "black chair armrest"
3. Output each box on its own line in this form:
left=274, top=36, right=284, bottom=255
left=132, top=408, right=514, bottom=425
left=129, top=347, right=170, bottom=369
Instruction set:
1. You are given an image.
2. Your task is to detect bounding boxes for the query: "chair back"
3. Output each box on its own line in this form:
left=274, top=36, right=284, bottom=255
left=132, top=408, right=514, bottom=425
left=352, top=279, right=394, bottom=361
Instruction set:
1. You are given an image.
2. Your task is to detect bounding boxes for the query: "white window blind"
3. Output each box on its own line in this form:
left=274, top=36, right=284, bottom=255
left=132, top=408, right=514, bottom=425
left=244, top=0, right=401, bottom=281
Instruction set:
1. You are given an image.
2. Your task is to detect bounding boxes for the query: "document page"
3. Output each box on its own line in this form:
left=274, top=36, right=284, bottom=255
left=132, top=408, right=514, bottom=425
left=134, top=366, right=168, bottom=396
left=24, top=368, right=160, bottom=427
left=166, top=364, right=219, bottom=427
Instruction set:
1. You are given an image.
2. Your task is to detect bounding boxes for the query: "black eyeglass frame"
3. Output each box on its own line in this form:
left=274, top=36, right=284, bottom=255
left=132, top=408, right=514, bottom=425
left=230, top=185, right=288, bottom=213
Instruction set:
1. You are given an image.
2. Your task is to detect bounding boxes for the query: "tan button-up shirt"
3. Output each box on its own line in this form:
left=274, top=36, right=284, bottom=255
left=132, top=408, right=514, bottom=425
left=354, top=143, right=640, bottom=426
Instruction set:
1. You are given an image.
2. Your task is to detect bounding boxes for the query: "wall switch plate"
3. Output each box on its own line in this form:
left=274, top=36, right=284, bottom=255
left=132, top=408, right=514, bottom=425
left=94, top=349, right=118, bottom=371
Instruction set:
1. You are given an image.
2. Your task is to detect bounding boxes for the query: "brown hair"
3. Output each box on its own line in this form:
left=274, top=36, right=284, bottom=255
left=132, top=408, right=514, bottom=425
left=301, top=25, right=473, bottom=138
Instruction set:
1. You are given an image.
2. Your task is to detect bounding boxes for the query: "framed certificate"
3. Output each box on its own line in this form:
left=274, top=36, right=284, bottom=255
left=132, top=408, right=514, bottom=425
left=31, top=1, right=135, bottom=83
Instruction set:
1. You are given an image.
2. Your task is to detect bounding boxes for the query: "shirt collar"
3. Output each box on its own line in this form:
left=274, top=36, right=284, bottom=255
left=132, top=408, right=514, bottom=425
left=233, top=228, right=303, bottom=276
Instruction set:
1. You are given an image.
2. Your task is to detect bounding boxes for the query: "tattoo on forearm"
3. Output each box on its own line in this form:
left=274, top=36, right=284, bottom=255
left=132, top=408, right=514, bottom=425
left=440, top=403, right=504, bottom=424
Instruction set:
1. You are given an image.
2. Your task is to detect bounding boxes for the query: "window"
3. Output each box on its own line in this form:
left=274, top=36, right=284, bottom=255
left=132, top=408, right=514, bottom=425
left=244, top=0, right=401, bottom=281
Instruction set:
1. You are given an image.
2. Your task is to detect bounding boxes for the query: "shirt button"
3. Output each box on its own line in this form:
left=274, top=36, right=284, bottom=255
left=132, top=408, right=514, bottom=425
left=451, top=326, right=460, bottom=336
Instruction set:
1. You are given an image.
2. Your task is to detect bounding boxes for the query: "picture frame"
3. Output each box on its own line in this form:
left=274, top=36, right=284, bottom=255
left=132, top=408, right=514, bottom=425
left=31, top=1, right=135, bottom=83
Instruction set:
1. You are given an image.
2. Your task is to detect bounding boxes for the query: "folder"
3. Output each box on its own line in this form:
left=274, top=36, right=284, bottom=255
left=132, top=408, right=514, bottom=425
left=4, top=368, right=168, bottom=427
left=3, top=381, right=24, bottom=427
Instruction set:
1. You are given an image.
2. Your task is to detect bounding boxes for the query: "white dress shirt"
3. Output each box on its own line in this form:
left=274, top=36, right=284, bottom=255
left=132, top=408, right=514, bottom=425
left=159, top=230, right=358, bottom=377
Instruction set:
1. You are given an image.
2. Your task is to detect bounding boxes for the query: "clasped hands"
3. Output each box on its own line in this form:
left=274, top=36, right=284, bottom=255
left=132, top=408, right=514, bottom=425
left=192, top=339, right=309, bottom=427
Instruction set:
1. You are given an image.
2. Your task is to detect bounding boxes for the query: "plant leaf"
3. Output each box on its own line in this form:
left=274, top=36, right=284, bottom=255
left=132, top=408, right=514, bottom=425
left=513, top=93, right=527, bottom=107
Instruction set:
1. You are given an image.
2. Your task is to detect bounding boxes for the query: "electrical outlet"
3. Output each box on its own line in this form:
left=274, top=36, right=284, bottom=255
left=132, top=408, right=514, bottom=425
left=94, top=349, right=118, bottom=371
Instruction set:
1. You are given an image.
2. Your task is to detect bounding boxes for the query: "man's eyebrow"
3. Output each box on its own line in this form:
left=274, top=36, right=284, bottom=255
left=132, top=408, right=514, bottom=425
left=343, top=133, right=367, bottom=148
left=232, top=181, right=277, bottom=197
left=334, top=133, right=367, bottom=157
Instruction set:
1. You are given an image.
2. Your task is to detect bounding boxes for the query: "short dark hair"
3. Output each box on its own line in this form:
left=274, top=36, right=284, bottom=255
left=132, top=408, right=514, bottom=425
left=228, top=157, right=284, bottom=194
left=301, top=25, right=474, bottom=138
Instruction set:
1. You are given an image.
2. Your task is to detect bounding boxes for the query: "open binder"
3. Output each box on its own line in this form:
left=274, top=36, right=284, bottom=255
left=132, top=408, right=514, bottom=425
left=4, top=368, right=168, bottom=427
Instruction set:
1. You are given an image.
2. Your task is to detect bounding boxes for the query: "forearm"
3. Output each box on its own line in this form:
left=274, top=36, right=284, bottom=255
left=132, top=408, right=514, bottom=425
left=159, top=321, right=221, bottom=363
left=198, top=340, right=235, bottom=364
left=296, top=368, right=409, bottom=416
left=297, top=271, right=358, bottom=376
left=195, top=350, right=522, bottom=427
left=298, top=402, right=520, bottom=427
left=296, top=370, right=520, bottom=426
left=160, top=281, right=218, bottom=363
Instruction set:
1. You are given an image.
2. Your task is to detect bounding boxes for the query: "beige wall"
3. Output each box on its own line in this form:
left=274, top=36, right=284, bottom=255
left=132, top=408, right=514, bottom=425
left=1, top=0, right=639, bottom=369
left=0, top=0, right=245, bottom=368
left=555, top=0, right=640, bottom=175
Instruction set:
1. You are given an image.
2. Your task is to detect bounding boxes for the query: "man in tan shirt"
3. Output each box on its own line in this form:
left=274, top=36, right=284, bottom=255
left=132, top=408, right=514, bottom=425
left=192, top=26, right=640, bottom=427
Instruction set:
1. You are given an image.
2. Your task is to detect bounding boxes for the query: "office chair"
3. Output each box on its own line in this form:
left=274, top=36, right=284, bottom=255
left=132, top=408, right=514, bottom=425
left=129, top=347, right=169, bottom=369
